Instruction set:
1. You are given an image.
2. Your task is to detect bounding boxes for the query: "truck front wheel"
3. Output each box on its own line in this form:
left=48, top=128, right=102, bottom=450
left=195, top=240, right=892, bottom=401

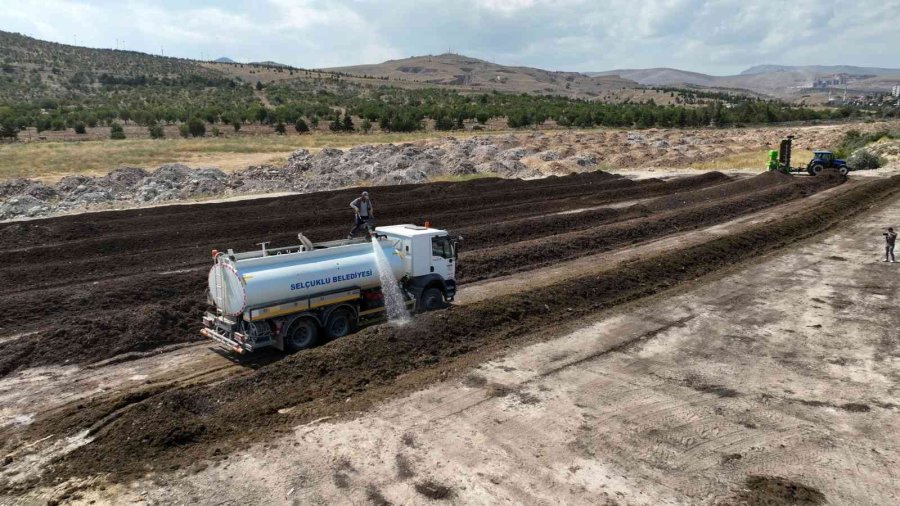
left=325, top=309, right=354, bottom=339
left=419, top=287, right=446, bottom=312
left=285, top=318, right=319, bottom=351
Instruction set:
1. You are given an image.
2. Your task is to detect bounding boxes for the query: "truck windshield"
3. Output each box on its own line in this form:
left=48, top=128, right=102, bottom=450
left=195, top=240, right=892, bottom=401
left=432, top=236, right=453, bottom=259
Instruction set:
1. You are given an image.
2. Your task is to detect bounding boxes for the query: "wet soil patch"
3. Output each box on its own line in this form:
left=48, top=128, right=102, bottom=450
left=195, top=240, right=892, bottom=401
left=414, top=479, right=454, bottom=500
left=728, top=475, right=826, bottom=505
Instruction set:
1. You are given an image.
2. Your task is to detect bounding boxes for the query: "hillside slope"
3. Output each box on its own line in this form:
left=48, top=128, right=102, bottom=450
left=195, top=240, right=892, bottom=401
left=0, top=31, right=225, bottom=102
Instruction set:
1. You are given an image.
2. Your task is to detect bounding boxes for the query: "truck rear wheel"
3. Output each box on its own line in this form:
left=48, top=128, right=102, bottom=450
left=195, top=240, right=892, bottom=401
left=419, top=287, right=446, bottom=312
left=285, top=318, right=319, bottom=351
left=325, top=309, right=354, bottom=339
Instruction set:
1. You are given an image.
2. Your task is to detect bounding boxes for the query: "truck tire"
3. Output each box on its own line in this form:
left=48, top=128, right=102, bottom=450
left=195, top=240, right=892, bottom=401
left=325, top=309, right=353, bottom=340
left=419, top=287, right=445, bottom=312
left=285, top=318, right=319, bottom=351
left=809, top=164, right=824, bottom=176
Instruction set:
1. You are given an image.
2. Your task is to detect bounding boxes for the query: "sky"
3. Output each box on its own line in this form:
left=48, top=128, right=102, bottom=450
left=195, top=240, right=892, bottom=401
left=1, top=0, right=898, bottom=75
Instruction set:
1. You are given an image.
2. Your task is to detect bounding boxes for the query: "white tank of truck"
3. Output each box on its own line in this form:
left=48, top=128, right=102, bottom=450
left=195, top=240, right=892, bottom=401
left=209, top=238, right=404, bottom=316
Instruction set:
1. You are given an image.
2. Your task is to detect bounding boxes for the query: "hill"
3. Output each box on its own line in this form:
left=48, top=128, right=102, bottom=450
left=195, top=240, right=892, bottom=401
left=740, top=64, right=900, bottom=76
left=214, top=57, right=237, bottom=64
left=0, top=30, right=867, bottom=140
left=591, top=64, right=900, bottom=99
left=323, top=53, right=636, bottom=97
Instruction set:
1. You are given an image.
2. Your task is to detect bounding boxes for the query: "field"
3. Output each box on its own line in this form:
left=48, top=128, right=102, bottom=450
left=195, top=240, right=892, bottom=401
left=2, top=164, right=900, bottom=504
left=0, top=128, right=513, bottom=181
left=1, top=121, right=886, bottom=185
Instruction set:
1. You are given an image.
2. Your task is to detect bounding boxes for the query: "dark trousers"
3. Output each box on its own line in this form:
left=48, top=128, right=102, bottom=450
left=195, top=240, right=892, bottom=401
left=349, top=215, right=372, bottom=237
left=887, top=244, right=896, bottom=262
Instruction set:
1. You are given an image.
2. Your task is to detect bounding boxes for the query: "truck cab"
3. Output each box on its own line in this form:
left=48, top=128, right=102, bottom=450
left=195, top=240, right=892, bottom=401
left=376, top=224, right=458, bottom=309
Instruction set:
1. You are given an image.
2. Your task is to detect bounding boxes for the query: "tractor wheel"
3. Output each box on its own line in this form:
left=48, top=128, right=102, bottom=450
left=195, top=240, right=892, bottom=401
left=325, top=309, right=354, bottom=340
left=419, top=287, right=446, bottom=312
left=839, top=166, right=849, bottom=176
left=810, top=164, right=824, bottom=176
left=284, top=318, right=319, bottom=352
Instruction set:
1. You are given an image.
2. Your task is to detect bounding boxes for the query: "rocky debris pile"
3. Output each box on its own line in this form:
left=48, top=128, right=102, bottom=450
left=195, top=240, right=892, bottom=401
left=0, top=136, right=563, bottom=220
left=0, top=164, right=229, bottom=220
left=7, top=122, right=879, bottom=221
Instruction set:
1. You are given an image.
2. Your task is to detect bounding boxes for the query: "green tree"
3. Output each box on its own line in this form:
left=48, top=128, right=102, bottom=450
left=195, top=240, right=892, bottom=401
left=294, top=118, right=309, bottom=133
left=274, top=121, right=287, bottom=135
left=73, top=121, right=87, bottom=134
left=342, top=113, right=354, bottom=132
left=360, top=118, right=372, bottom=133
left=329, top=113, right=342, bottom=132
left=434, top=115, right=454, bottom=131
left=0, top=119, right=19, bottom=140
left=187, top=117, right=206, bottom=137
left=109, top=122, right=126, bottom=140
left=232, top=119, right=242, bottom=132
left=255, top=80, right=264, bottom=91
left=148, top=122, right=165, bottom=139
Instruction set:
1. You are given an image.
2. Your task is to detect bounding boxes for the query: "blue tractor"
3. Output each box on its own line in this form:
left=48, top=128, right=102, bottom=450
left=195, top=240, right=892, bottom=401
left=767, top=136, right=851, bottom=176
left=806, top=150, right=850, bottom=176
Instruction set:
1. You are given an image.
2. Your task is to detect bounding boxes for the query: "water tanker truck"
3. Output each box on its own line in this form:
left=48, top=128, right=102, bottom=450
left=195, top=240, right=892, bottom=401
left=202, top=224, right=458, bottom=353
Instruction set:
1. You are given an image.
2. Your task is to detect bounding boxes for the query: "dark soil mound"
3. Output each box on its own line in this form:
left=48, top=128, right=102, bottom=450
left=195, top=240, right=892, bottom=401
left=24, top=175, right=897, bottom=486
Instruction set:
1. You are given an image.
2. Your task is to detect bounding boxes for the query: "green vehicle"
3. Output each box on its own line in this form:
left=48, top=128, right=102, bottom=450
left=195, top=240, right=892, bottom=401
left=767, top=136, right=851, bottom=176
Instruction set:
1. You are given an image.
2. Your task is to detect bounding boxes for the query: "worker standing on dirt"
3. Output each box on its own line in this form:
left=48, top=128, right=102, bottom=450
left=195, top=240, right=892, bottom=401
left=349, top=191, right=374, bottom=238
left=884, top=227, right=896, bottom=263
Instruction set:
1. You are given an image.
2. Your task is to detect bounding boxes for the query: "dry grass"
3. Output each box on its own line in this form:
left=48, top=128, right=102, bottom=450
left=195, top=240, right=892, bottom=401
left=0, top=130, right=509, bottom=182
left=689, top=149, right=815, bottom=171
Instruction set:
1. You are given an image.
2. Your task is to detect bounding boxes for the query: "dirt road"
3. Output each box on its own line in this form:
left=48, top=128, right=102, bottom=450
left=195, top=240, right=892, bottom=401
left=1, top=169, right=898, bottom=503
left=56, top=188, right=900, bottom=505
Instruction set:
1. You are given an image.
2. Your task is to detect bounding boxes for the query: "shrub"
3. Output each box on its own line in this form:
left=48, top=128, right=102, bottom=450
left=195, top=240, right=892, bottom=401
left=73, top=121, right=86, bottom=134
left=109, top=122, right=126, bottom=140
left=294, top=118, right=309, bottom=133
left=187, top=117, right=206, bottom=138
left=211, top=126, right=221, bottom=137
left=179, top=124, right=189, bottom=138
left=148, top=123, right=165, bottom=139
left=274, top=122, right=286, bottom=135
left=848, top=148, right=885, bottom=171
left=232, top=120, right=242, bottom=132
left=360, top=118, right=372, bottom=133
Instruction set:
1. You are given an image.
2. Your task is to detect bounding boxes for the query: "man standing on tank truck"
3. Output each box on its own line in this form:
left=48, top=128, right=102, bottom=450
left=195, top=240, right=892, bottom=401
left=348, top=191, right=374, bottom=239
